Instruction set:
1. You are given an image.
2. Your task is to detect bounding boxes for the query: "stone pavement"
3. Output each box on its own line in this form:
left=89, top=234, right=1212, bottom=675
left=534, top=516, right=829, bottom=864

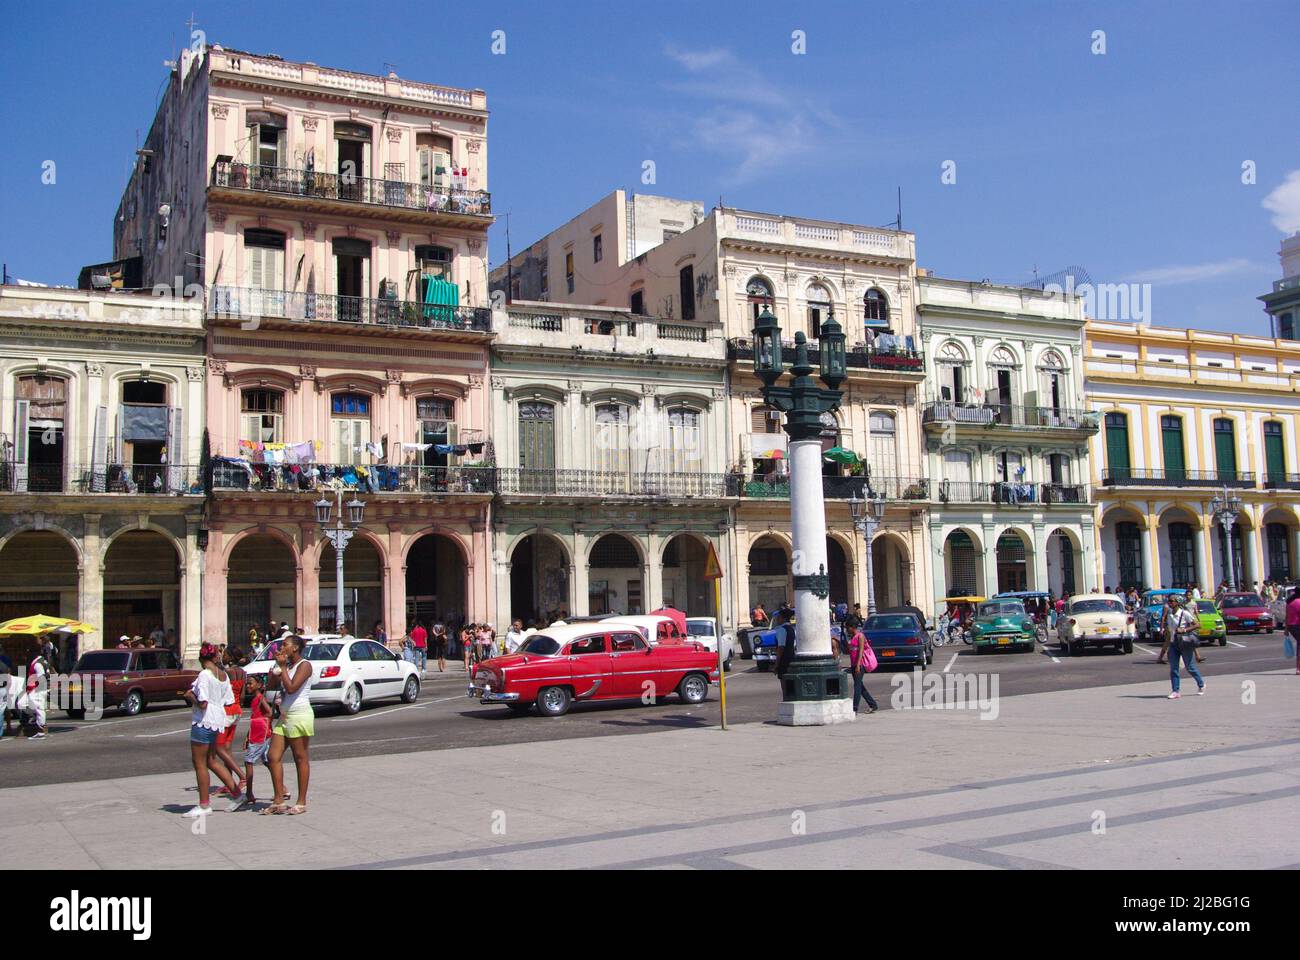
left=2, top=668, right=1297, bottom=869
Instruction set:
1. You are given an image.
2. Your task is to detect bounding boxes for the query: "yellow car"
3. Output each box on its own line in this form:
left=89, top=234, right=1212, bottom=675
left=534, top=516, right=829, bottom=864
left=1193, top=600, right=1228, bottom=646
left=1057, top=593, right=1135, bottom=656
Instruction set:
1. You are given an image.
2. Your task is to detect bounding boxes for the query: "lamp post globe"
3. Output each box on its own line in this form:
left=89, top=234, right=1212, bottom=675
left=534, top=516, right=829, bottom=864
left=752, top=305, right=784, bottom=388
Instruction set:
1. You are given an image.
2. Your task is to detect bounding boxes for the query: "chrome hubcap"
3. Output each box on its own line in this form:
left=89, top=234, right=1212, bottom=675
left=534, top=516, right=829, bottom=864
left=347, top=688, right=360, bottom=708
left=542, top=689, right=563, bottom=711
left=684, top=677, right=705, bottom=700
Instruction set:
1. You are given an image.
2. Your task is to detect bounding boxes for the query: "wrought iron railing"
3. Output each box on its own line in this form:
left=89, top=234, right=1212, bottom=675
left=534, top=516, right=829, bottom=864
left=740, top=475, right=929, bottom=501
left=0, top=462, right=203, bottom=495
left=210, top=461, right=495, bottom=494
left=495, top=469, right=731, bottom=498
left=728, top=338, right=923, bottom=372
left=1101, top=468, right=1255, bottom=488
left=1264, top=472, right=1300, bottom=490
left=935, top=480, right=993, bottom=503
left=208, top=286, right=491, bottom=332
left=923, top=402, right=1100, bottom=431
left=211, top=161, right=491, bottom=217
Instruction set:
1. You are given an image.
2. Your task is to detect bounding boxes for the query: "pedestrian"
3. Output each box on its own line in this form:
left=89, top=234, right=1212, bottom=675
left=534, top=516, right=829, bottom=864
left=21, top=645, right=52, bottom=739
left=432, top=621, right=447, bottom=672
left=505, top=618, right=525, bottom=654
left=241, top=673, right=274, bottom=807
left=477, top=623, right=494, bottom=661
left=262, top=634, right=314, bottom=816
left=211, top=650, right=247, bottom=804
left=182, top=643, right=243, bottom=817
left=752, top=602, right=768, bottom=627
left=409, top=620, right=428, bottom=674
left=373, top=620, right=387, bottom=645
left=461, top=624, right=474, bottom=671
left=149, top=623, right=166, bottom=648
left=338, top=621, right=354, bottom=641
left=1156, top=595, right=1178, bottom=664
left=775, top=616, right=797, bottom=679
left=847, top=623, right=879, bottom=714
left=1286, top=588, right=1300, bottom=675
left=1165, top=596, right=1205, bottom=699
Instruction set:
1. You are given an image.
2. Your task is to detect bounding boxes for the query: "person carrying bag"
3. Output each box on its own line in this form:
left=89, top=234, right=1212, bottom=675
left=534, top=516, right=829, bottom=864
left=847, top=626, right=878, bottom=714
left=1166, top=596, right=1205, bottom=699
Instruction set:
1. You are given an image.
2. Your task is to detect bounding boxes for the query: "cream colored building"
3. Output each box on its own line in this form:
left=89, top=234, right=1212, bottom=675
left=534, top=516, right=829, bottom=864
left=0, top=286, right=206, bottom=661
left=918, top=276, right=1098, bottom=605
left=492, top=193, right=930, bottom=622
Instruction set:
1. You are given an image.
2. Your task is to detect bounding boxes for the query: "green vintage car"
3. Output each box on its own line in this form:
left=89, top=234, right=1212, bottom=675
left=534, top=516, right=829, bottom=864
left=969, top=599, right=1037, bottom=653
left=1193, top=600, right=1228, bottom=646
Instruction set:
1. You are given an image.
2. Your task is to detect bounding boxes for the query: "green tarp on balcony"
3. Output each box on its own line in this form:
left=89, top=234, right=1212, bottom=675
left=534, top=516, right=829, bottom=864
left=422, top=277, right=460, bottom=325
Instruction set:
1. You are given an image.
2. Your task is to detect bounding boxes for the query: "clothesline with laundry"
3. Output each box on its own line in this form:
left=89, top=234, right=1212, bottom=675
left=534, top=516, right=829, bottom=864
left=230, top=438, right=488, bottom=465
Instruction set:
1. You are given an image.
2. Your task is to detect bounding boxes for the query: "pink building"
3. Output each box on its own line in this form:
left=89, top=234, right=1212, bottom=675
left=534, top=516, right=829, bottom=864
left=114, top=44, right=495, bottom=645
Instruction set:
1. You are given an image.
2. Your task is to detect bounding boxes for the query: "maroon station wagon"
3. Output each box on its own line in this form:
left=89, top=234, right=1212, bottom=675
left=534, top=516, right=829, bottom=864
left=56, top=648, right=197, bottom=719
left=469, top=623, right=718, bottom=717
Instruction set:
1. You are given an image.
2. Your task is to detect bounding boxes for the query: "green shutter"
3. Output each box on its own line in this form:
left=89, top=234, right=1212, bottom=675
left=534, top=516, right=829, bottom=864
left=1161, top=419, right=1185, bottom=480
left=1105, top=416, right=1130, bottom=479
left=1264, top=426, right=1286, bottom=481
left=1214, top=421, right=1237, bottom=477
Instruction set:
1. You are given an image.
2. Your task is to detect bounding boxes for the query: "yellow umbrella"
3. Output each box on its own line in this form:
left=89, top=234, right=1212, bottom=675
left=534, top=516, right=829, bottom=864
left=0, top=615, right=97, bottom=636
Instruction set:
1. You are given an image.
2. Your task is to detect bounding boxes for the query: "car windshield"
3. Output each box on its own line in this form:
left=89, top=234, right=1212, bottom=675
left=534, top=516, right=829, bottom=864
left=252, top=641, right=281, bottom=662
left=303, top=643, right=342, bottom=661
left=1221, top=594, right=1264, bottom=609
left=1070, top=599, right=1125, bottom=614
left=76, top=651, right=131, bottom=671
left=979, top=602, right=1024, bottom=618
left=517, top=635, right=560, bottom=656
left=866, top=615, right=918, bottom=631
left=686, top=621, right=714, bottom=637
left=1196, top=601, right=1218, bottom=614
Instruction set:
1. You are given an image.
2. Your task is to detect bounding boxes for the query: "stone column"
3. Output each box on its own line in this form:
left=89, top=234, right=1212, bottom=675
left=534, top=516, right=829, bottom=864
left=1144, top=513, right=1160, bottom=590
left=645, top=525, right=663, bottom=613
left=1031, top=518, right=1048, bottom=592
left=299, top=526, right=321, bottom=633
left=981, top=520, right=998, bottom=597
left=387, top=522, right=405, bottom=637
left=181, top=521, right=203, bottom=663
left=929, top=520, right=946, bottom=607
left=1196, top=512, right=1214, bottom=595
left=80, top=514, right=105, bottom=652
left=571, top=526, right=589, bottom=617
left=1079, top=516, right=1097, bottom=593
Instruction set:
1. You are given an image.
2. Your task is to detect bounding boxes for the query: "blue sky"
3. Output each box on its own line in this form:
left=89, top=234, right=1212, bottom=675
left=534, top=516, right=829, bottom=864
left=2, top=0, right=1298, bottom=333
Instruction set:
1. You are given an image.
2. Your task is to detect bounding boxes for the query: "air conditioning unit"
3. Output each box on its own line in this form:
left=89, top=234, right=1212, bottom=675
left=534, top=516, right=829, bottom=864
left=767, top=411, right=782, bottom=420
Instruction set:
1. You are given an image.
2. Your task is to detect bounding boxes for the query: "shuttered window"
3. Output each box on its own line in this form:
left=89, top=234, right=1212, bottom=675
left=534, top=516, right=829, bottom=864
left=666, top=407, right=701, bottom=474
left=518, top=402, right=555, bottom=472
left=1105, top=412, right=1130, bottom=479
left=1264, top=421, right=1286, bottom=481
left=1213, top=418, right=1237, bottom=477
left=330, top=393, right=371, bottom=464
left=1160, top=415, right=1185, bottom=479
left=868, top=411, right=897, bottom=479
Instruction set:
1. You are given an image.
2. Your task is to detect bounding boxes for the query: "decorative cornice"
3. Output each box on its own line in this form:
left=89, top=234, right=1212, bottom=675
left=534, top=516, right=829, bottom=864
left=186, top=365, right=204, bottom=382
left=466, top=139, right=483, bottom=153
left=207, top=359, right=228, bottom=375
left=85, top=362, right=103, bottom=377
left=385, top=127, right=403, bottom=142
left=302, top=116, right=319, bottom=131
left=211, top=104, right=229, bottom=119
left=386, top=368, right=403, bottom=384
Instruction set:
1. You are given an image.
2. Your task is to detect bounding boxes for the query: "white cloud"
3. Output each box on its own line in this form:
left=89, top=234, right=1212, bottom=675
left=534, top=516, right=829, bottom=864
left=1263, top=170, right=1300, bottom=234
left=664, top=44, right=735, bottom=73
left=1121, top=258, right=1263, bottom=284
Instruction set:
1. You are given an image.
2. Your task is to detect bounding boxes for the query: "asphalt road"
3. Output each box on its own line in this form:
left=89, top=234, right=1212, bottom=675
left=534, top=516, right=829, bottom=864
left=1, top=632, right=1292, bottom=788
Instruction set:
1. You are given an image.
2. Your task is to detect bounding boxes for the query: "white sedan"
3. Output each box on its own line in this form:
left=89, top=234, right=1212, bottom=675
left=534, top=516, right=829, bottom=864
left=1056, top=594, right=1135, bottom=656
left=685, top=617, right=735, bottom=671
left=246, top=635, right=421, bottom=714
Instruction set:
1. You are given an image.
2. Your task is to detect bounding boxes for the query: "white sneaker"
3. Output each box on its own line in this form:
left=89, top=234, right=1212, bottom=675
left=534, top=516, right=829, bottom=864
left=183, top=805, right=212, bottom=819
left=225, top=793, right=247, bottom=812
left=1167, top=692, right=1181, bottom=699
left=1197, top=685, right=1205, bottom=696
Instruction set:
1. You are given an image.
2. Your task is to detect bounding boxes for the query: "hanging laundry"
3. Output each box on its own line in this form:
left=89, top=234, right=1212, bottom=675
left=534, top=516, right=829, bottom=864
left=450, top=444, right=469, bottom=455
left=285, top=441, right=315, bottom=464
left=467, top=442, right=485, bottom=454
left=432, top=443, right=454, bottom=455
left=401, top=442, right=433, bottom=452
left=365, top=440, right=385, bottom=460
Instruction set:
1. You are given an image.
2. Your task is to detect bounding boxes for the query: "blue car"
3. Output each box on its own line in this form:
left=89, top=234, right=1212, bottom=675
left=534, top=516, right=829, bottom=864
left=861, top=612, right=933, bottom=667
left=1135, top=589, right=1190, bottom=641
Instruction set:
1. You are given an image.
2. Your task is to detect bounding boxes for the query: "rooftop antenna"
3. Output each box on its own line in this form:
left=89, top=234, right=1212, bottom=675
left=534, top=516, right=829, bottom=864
left=505, top=211, right=513, bottom=305
left=383, top=61, right=398, bottom=76
left=896, top=186, right=902, bottom=231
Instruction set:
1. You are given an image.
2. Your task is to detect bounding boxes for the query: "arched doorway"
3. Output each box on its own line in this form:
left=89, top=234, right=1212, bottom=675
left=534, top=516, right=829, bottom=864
left=509, top=533, right=569, bottom=625
left=1046, top=528, right=1079, bottom=596
left=872, top=535, right=909, bottom=609
left=1263, top=510, right=1297, bottom=582
left=943, top=530, right=982, bottom=597
left=1209, top=515, right=1251, bottom=590
left=661, top=535, right=715, bottom=617
left=318, top=536, right=383, bottom=635
left=748, top=535, right=791, bottom=615
left=227, top=533, right=297, bottom=646
left=104, top=530, right=180, bottom=646
left=405, top=533, right=467, bottom=632
left=995, top=530, right=1031, bottom=593
left=0, top=530, right=79, bottom=668
left=1158, top=508, right=1200, bottom=590
left=825, top=536, right=850, bottom=605
left=588, top=533, right=643, bottom=616
left=1100, top=508, right=1145, bottom=592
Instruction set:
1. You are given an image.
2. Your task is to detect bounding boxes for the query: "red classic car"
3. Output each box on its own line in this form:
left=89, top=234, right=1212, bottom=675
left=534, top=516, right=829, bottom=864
left=468, top=622, right=719, bottom=717
left=1217, top=592, right=1276, bottom=634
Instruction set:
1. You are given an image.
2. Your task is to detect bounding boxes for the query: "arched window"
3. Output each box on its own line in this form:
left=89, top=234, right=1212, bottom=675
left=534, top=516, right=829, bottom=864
left=1160, top=415, right=1186, bottom=480
left=1169, top=522, right=1196, bottom=586
left=120, top=379, right=170, bottom=482
left=988, top=346, right=1018, bottom=419
left=937, top=341, right=969, bottom=403
left=12, top=374, right=68, bottom=492
left=1038, top=350, right=1069, bottom=417
left=331, top=392, right=372, bottom=465
left=241, top=388, right=284, bottom=443
left=806, top=282, right=831, bottom=339
left=747, top=276, right=774, bottom=321
left=665, top=406, right=701, bottom=474
left=517, top=401, right=555, bottom=491
left=819, top=411, right=840, bottom=477
left=864, top=288, right=890, bottom=330
left=1213, top=417, right=1237, bottom=478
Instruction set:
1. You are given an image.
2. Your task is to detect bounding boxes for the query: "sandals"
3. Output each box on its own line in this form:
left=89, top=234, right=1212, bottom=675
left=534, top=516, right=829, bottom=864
left=286, top=804, right=308, bottom=815
left=260, top=803, right=288, bottom=816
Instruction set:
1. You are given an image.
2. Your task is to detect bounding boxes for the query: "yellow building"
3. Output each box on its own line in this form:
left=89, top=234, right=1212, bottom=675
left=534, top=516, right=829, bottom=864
left=1085, top=320, right=1300, bottom=593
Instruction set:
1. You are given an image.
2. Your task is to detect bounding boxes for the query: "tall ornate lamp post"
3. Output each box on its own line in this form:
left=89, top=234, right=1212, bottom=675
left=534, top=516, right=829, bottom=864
left=1210, top=486, right=1243, bottom=591
left=315, top=483, right=366, bottom=632
left=848, top=493, right=888, bottom=616
left=753, top=305, right=854, bottom=725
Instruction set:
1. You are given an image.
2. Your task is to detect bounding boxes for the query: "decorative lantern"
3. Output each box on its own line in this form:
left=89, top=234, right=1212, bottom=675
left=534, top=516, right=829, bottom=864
left=752, top=306, right=783, bottom=387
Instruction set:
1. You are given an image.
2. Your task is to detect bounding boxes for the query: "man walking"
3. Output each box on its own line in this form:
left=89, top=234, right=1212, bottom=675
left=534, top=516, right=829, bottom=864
left=1165, top=595, right=1205, bottom=699
left=409, top=620, right=428, bottom=674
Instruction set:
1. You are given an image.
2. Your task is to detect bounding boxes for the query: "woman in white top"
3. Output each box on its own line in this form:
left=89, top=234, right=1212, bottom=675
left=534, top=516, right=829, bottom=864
left=183, top=643, right=243, bottom=817
left=263, top=634, right=314, bottom=816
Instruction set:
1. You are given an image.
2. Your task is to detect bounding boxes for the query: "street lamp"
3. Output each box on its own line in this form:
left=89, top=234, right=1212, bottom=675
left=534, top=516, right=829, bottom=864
left=848, top=493, right=888, bottom=616
left=752, top=305, right=854, bottom=725
left=1210, top=486, right=1243, bottom=591
left=317, top=482, right=366, bottom=633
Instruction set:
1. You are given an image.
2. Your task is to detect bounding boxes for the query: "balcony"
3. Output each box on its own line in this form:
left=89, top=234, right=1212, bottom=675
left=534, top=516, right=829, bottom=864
left=210, top=461, right=495, bottom=495
left=0, top=462, right=203, bottom=495
left=210, top=160, right=491, bottom=224
left=499, top=303, right=724, bottom=362
left=496, top=469, right=732, bottom=498
left=923, top=402, right=1100, bottom=434
left=727, top=338, right=924, bottom=375
left=1100, top=469, right=1256, bottom=489
left=1264, top=472, right=1300, bottom=491
left=740, top=475, right=930, bottom=501
left=208, top=287, right=491, bottom=335
left=988, top=481, right=1090, bottom=505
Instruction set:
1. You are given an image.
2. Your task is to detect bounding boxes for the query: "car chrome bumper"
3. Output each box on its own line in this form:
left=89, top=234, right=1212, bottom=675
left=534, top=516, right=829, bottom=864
left=467, top=685, right=519, bottom=702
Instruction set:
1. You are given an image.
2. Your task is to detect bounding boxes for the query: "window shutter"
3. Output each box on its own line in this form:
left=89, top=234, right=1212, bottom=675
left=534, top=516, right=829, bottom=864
left=1105, top=416, right=1130, bottom=477
left=91, top=404, right=108, bottom=492
left=167, top=406, right=183, bottom=490
left=13, top=399, right=29, bottom=492
left=750, top=406, right=768, bottom=432
left=246, top=245, right=264, bottom=290
left=1265, top=427, right=1286, bottom=479
left=1214, top=422, right=1237, bottom=475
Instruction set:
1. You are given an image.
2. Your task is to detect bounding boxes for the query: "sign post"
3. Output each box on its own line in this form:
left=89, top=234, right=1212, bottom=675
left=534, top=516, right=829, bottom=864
left=703, top=542, right=727, bottom=731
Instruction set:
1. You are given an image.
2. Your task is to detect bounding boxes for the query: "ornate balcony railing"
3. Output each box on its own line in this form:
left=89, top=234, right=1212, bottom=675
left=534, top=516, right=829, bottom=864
left=495, top=469, right=731, bottom=498
left=1101, top=468, right=1255, bottom=488
left=923, top=402, right=1100, bottom=431
left=728, top=338, right=923, bottom=373
left=210, top=461, right=495, bottom=495
left=211, top=161, right=491, bottom=217
left=1264, top=472, right=1300, bottom=491
left=208, top=286, right=491, bottom=332
left=740, top=475, right=929, bottom=501
left=0, top=462, right=203, bottom=495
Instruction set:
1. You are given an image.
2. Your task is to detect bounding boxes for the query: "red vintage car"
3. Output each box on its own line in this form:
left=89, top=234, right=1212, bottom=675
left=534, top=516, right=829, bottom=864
left=468, top=622, right=719, bottom=717
left=1217, top=592, right=1276, bottom=634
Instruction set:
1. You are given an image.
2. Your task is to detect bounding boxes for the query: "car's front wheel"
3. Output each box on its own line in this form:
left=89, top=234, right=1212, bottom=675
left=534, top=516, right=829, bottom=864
left=1218, top=637, right=1227, bottom=646
left=536, top=686, right=572, bottom=717
left=342, top=684, right=363, bottom=715
left=120, top=690, right=144, bottom=717
left=400, top=676, right=420, bottom=703
left=678, top=673, right=709, bottom=705
left=1123, top=637, right=1134, bottom=654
